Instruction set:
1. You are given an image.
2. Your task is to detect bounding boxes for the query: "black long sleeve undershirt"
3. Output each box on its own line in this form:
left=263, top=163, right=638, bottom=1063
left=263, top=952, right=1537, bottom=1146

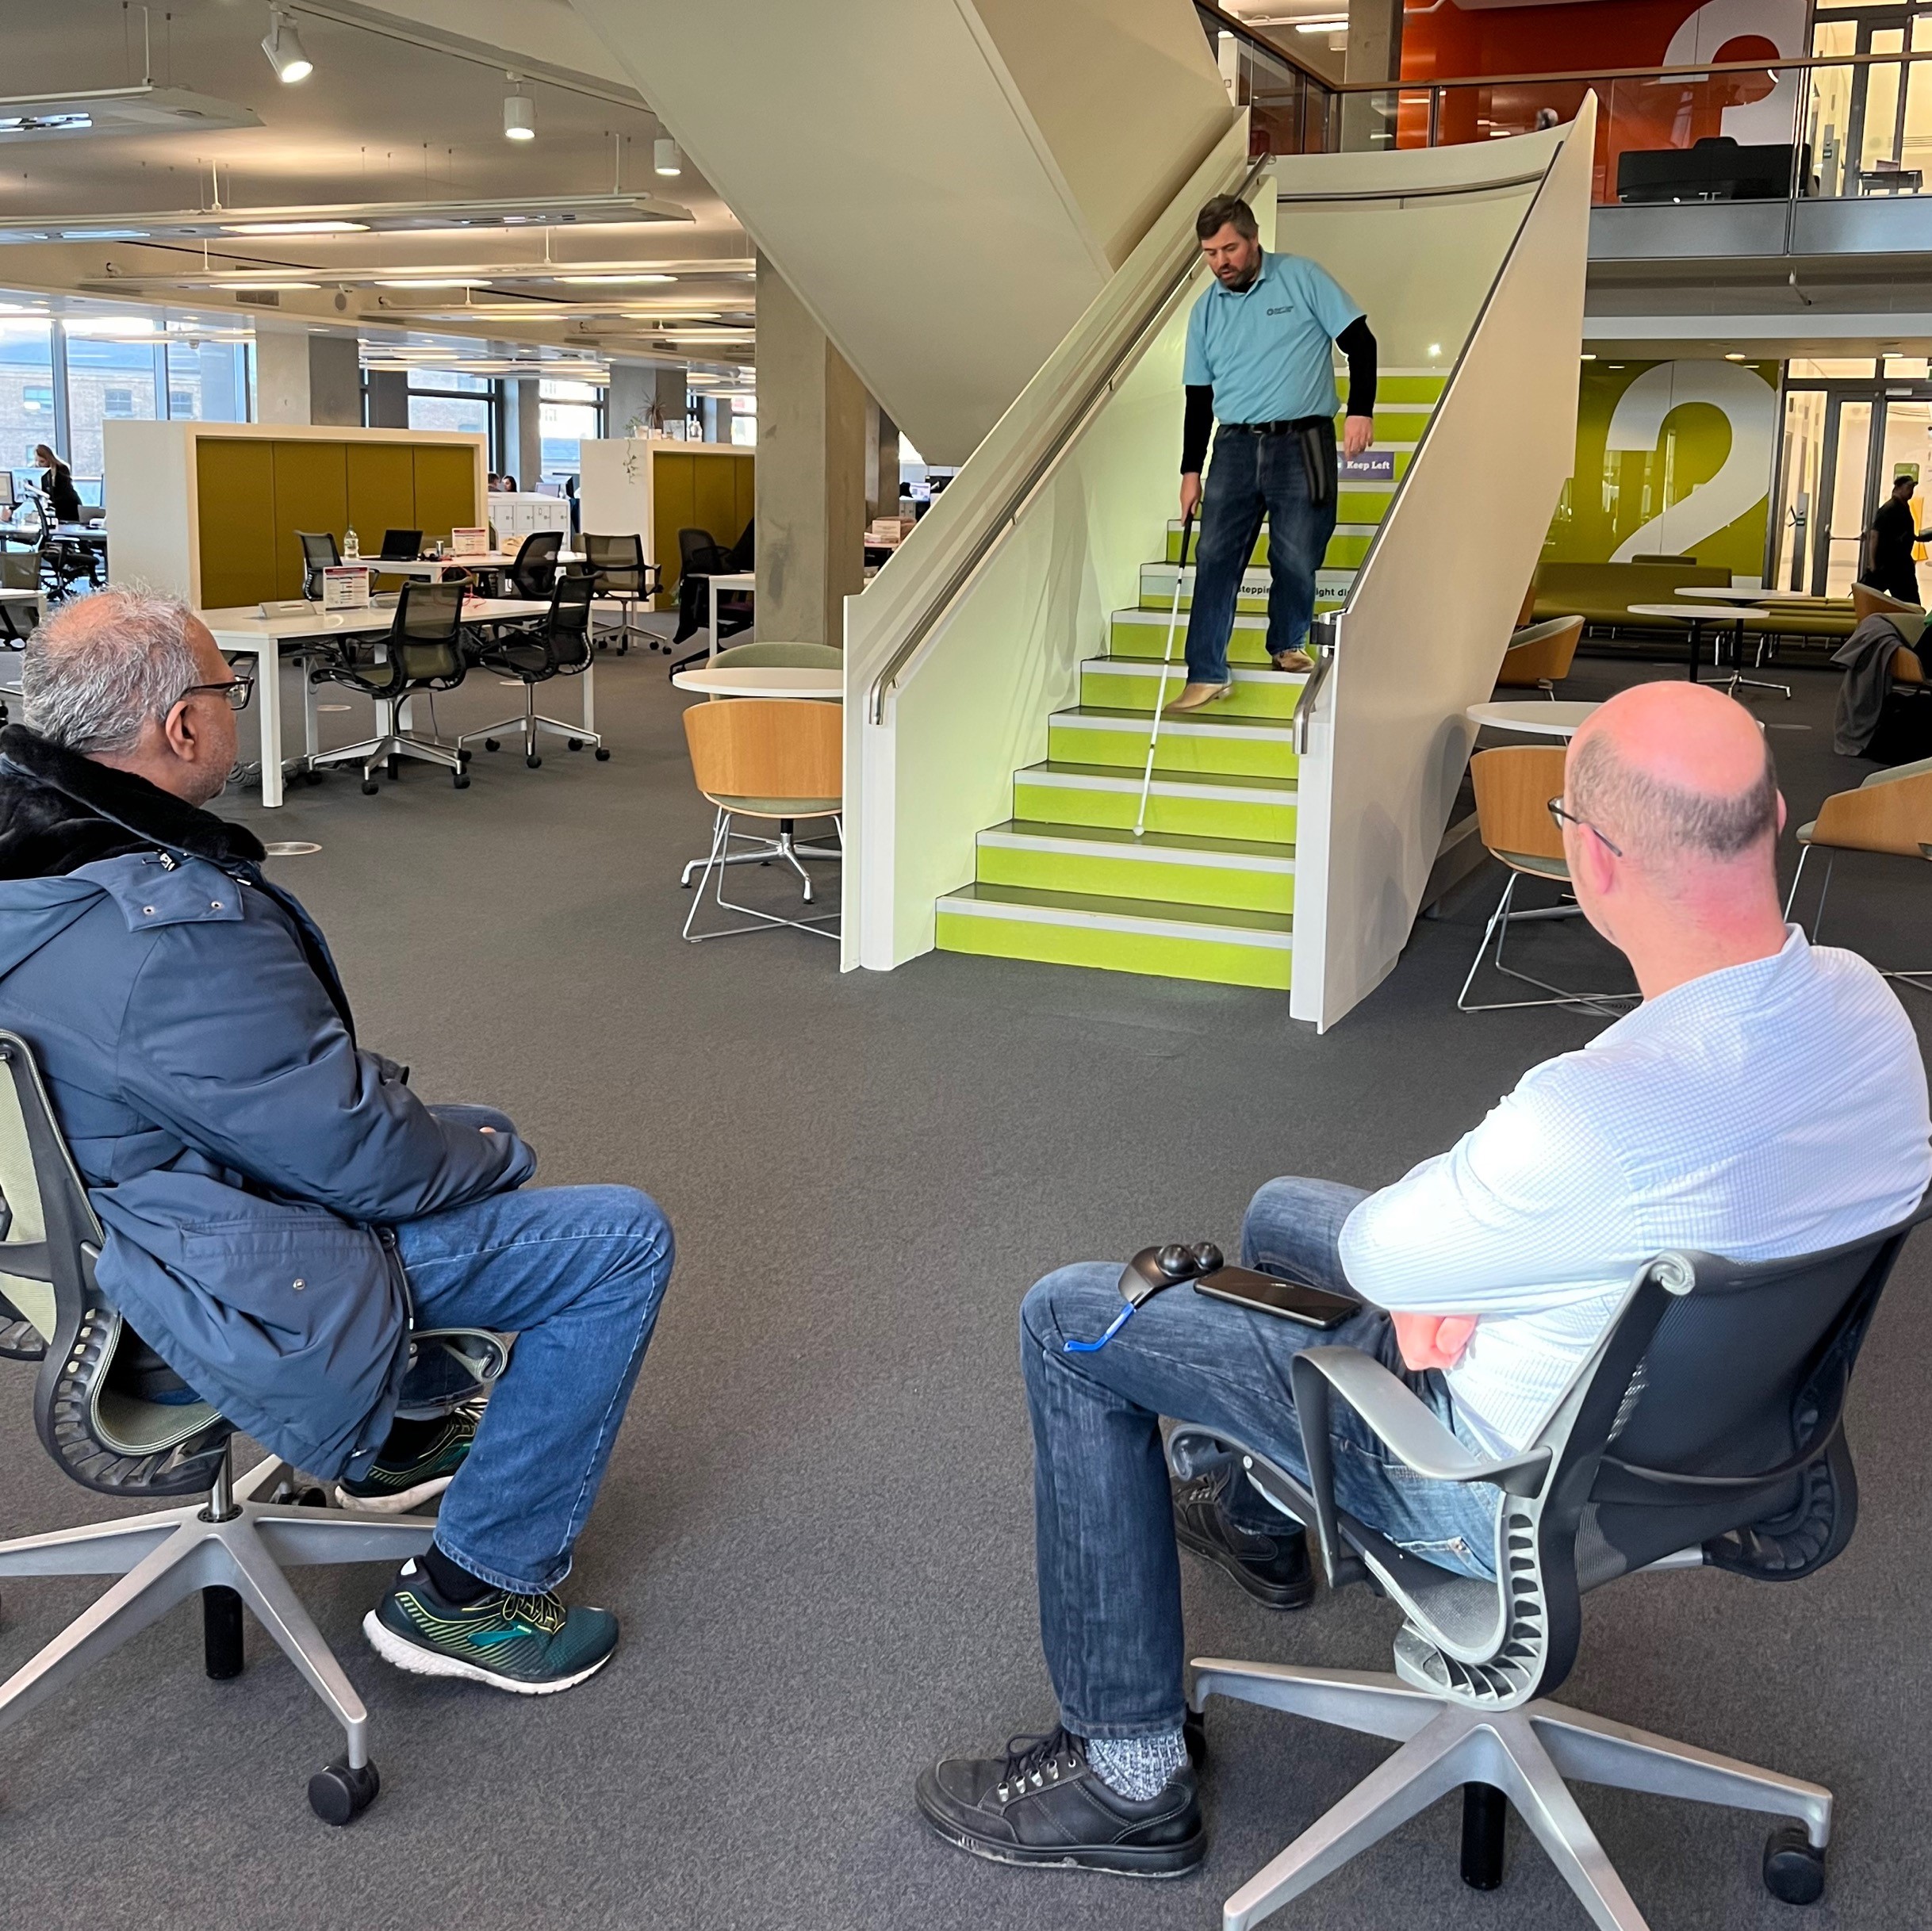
left=1180, top=316, right=1378, bottom=473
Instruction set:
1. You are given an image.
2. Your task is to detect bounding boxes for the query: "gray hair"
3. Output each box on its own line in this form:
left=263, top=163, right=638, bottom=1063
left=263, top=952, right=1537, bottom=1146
left=1569, top=727, right=1778, bottom=864
left=23, top=587, right=205, bottom=755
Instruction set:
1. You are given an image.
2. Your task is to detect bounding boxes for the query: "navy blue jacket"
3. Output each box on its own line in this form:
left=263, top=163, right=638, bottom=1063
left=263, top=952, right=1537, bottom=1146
left=0, top=729, right=535, bottom=1475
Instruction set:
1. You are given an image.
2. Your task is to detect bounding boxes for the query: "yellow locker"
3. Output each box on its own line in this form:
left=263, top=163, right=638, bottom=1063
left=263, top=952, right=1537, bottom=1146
left=195, top=440, right=279, bottom=610
left=412, top=446, right=479, bottom=550
left=269, top=442, right=350, bottom=600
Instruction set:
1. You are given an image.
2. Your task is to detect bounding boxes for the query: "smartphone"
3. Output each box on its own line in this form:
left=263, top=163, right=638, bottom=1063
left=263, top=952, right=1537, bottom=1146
left=1194, top=1266, right=1357, bottom=1330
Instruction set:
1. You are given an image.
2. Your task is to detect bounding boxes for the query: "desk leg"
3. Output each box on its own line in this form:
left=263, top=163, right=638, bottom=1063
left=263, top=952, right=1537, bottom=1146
left=257, top=645, right=284, bottom=807
left=302, top=651, right=320, bottom=765
left=1686, top=620, right=1700, bottom=684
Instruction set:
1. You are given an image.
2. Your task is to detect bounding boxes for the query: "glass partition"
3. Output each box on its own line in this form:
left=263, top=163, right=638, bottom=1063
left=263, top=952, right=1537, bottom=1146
left=1196, top=5, right=1339, bottom=156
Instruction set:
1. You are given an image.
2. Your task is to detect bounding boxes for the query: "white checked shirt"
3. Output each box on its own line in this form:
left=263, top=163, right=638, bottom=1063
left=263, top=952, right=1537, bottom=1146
left=1339, top=929, right=1932, bottom=1458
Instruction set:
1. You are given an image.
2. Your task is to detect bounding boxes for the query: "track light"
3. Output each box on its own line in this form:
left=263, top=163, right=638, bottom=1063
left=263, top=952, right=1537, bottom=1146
left=654, top=137, right=682, bottom=178
left=504, top=81, right=535, bottom=142
left=261, top=10, right=312, bottom=84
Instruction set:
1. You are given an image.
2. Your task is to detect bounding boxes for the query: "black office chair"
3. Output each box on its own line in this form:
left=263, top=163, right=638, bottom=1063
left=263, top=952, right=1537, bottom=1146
left=297, top=530, right=340, bottom=600
left=307, top=580, right=472, bottom=793
left=581, top=531, right=657, bottom=655
left=377, top=528, right=421, bottom=561
left=669, top=522, right=754, bottom=675
left=508, top=530, right=564, bottom=601
left=1169, top=1196, right=1932, bottom=1929
left=0, top=1030, right=512, bottom=1823
left=458, top=572, right=608, bottom=769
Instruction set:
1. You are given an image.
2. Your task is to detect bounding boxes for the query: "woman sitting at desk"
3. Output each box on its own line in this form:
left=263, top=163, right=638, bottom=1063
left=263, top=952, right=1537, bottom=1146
left=32, top=445, right=82, bottom=525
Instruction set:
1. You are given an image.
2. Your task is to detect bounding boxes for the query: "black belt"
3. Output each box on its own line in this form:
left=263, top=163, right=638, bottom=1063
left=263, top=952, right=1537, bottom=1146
left=1221, top=416, right=1332, bottom=435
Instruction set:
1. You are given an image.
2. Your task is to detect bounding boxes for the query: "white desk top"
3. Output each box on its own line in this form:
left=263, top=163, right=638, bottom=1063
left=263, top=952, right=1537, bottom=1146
left=1466, top=699, right=1600, bottom=739
left=0, top=587, right=40, bottom=606
left=202, top=596, right=547, bottom=644
left=706, top=571, right=757, bottom=592
left=374, top=552, right=581, bottom=576
left=1627, top=602, right=1767, bottom=623
left=672, top=665, right=841, bottom=699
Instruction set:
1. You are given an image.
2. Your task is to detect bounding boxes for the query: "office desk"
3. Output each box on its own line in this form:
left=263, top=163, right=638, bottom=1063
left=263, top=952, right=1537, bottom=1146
left=202, top=597, right=548, bottom=807
left=707, top=572, right=755, bottom=657
left=374, top=552, right=580, bottom=580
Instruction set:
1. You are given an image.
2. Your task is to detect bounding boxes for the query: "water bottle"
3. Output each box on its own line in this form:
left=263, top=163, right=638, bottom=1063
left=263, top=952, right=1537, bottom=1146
left=343, top=526, right=360, bottom=561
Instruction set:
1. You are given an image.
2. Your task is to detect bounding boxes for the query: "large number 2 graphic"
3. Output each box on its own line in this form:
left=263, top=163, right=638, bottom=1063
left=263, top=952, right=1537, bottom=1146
left=1606, top=361, right=1776, bottom=564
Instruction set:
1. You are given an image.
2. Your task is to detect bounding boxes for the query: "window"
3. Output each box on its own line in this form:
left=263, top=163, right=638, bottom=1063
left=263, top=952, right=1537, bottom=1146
left=164, top=339, right=250, bottom=422
left=64, top=335, right=159, bottom=474
left=103, top=387, right=135, bottom=417
left=0, top=316, right=55, bottom=511
left=21, top=385, right=51, bottom=414
left=406, top=370, right=498, bottom=460
left=537, top=376, right=603, bottom=480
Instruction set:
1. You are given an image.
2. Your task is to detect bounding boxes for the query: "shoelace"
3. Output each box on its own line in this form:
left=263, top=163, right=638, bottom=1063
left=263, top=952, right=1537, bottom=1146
left=494, top=1589, right=569, bottom=1637
left=995, top=1726, right=1086, bottom=1801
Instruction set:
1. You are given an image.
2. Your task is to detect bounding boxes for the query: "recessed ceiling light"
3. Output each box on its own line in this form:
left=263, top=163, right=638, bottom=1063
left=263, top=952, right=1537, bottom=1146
left=556, top=273, right=677, bottom=285
left=1581, top=352, right=1597, bottom=361
left=224, top=219, right=369, bottom=235
left=375, top=278, right=492, bottom=289
left=1723, top=351, right=1747, bottom=361
left=261, top=10, right=313, bottom=84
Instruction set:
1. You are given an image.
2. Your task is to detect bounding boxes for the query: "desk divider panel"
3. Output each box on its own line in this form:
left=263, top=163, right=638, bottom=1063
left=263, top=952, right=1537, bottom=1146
left=269, top=442, right=351, bottom=600
left=412, top=446, right=478, bottom=555
left=195, top=440, right=279, bottom=610
left=650, top=448, right=753, bottom=596
left=347, top=444, right=418, bottom=562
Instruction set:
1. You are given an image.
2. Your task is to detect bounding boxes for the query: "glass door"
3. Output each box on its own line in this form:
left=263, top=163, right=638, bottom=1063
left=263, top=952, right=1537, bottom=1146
left=1804, top=383, right=1932, bottom=592
left=1816, top=396, right=1873, bottom=594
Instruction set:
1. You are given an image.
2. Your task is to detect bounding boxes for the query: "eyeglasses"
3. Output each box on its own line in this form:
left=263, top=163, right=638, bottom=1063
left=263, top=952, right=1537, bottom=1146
left=1547, top=795, right=1623, bottom=857
left=175, top=674, right=255, bottom=714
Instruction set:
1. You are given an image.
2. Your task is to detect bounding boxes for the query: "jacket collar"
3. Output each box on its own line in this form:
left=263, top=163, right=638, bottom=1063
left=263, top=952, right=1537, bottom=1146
left=0, top=725, right=266, bottom=871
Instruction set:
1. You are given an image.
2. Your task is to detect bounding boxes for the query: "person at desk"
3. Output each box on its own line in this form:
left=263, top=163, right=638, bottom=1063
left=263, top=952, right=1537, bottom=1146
left=915, top=680, right=1930, bottom=1878
left=32, top=444, right=82, bottom=525
left=1863, top=473, right=1929, bottom=605
left=1166, top=193, right=1378, bottom=713
left=0, top=588, right=676, bottom=1695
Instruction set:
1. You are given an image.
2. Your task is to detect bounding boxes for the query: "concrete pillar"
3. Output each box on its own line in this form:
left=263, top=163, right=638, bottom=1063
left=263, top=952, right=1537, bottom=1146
left=1345, top=0, right=1402, bottom=85
left=754, top=251, right=866, bottom=646
left=253, top=329, right=360, bottom=425
left=652, top=364, right=688, bottom=435
left=507, top=377, right=542, bottom=488
left=607, top=362, right=650, bottom=438
left=866, top=400, right=901, bottom=519
left=366, top=369, right=408, bottom=428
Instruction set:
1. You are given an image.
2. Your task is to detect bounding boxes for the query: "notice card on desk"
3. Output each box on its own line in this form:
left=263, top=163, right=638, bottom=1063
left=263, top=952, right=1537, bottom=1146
left=449, top=527, right=489, bottom=557
left=321, top=566, right=372, bottom=609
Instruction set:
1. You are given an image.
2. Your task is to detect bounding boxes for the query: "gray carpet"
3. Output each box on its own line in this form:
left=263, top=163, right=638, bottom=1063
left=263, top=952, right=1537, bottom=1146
left=0, top=640, right=1926, bottom=1931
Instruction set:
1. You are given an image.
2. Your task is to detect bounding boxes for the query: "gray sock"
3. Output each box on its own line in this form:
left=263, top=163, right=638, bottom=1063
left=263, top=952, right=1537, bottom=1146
left=1087, top=1727, right=1188, bottom=1803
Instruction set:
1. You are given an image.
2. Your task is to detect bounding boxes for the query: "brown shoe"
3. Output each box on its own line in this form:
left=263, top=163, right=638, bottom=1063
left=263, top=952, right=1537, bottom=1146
left=1164, top=680, right=1233, bottom=715
left=1271, top=649, right=1314, bottom=672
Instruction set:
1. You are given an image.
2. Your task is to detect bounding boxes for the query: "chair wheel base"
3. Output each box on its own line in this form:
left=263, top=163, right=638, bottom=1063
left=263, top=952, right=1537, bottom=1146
left=1763, top=1826, right=1826, bottom=1905
left=594, top=747, right=611, bottom=761
left=309, top=1757, right=380, bottom=1826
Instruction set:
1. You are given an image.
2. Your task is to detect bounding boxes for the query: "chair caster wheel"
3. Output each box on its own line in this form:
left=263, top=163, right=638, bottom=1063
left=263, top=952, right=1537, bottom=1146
left=457, top=748, right=472, bottom=764
left=594, top=747, right=611, bottom=761
left=309, top=1757, right=379, bottom=1826
left=1763, top=1826, right=1826, bottom=1905
left=617, top=641, right=629, bottom=656
left=361, top=780, right=379, bottom=796
left=453, top=772, right=470, bottom=789
left=567, top=738, right=584, bottom=750
left=484, top=738, right=500, bottom=753
left=525, top=755, right=541, bottom=769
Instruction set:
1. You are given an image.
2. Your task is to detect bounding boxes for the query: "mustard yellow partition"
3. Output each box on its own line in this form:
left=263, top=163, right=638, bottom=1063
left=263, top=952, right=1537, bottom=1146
left=412, top=446, right=478, bottom=552
left=347, top=444, right=418, bottom=557
left=268, top=443, right=350, bottom=600
left=650, top=448, right=753, bottom=595
left=195, top=440, right=279, bottom=609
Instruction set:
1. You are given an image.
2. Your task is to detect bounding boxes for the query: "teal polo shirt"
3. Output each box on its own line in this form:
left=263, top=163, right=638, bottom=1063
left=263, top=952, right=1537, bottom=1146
left=1183, top=249, right=1363, bottom=425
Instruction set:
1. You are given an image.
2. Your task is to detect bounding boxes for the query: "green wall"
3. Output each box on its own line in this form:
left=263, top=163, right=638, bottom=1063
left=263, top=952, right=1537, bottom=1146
left=1543, top=358, right=1780, bottom=577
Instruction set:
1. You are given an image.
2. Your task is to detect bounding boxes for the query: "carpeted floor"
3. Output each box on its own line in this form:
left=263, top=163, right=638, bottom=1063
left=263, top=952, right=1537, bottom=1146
left=0, top=639, right=1926, bottom=1931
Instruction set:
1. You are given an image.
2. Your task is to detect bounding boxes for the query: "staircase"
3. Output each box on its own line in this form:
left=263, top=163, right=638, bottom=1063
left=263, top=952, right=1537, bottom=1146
left=933, top=375, right=1444, bottom=990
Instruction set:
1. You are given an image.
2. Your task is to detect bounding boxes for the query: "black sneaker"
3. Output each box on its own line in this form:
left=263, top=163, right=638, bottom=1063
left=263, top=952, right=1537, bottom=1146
left=362, top=1559, right=619, bottom=1695
left=1171, top=1465, right=1315, bottom=1611
left=337, top=1404, right=481, bottom=1514
left=915, top=1726, right=1204, bottom=1878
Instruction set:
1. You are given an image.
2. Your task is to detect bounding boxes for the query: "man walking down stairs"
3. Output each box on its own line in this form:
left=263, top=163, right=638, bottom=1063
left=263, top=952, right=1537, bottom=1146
left=1169, top=191, right=1377, bottom=711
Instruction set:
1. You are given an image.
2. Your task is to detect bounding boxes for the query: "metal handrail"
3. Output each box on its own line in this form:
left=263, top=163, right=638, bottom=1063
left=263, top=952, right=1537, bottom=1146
left=1292, top=634, right=1334, bottom=757
left=1335, top=47, right=1932, bottom=93
left=867, top=152, right=1271, bottom=726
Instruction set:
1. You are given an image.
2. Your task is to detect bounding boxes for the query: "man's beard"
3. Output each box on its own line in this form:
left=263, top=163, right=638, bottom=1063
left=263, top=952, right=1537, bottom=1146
left=1219, top=259, right=1260, bottom=293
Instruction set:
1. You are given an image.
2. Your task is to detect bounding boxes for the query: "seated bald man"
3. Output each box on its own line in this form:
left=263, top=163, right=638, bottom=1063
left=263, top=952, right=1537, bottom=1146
left=918, top=681, right=1931, bottom=1878
left=0, top=590, right=674, bottom=1695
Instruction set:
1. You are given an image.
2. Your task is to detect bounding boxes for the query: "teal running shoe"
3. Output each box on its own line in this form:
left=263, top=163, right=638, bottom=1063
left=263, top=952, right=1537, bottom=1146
left=363, top=1561, right=619, bottom=1695
left=336, top=1405, right=481, bottom=1514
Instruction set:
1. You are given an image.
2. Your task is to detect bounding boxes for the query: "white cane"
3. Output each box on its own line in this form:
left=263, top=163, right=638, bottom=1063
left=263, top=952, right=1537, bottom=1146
left=1132, top=509, right=1195, bottom=840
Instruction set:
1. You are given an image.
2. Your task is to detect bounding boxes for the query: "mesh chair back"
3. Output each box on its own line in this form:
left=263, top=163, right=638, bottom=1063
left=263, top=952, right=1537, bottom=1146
left=583, top=532, right=644, bottom=594
left=378, top=528, right=422, bottom=560
left=512, top=531, right=563, bottom=600
left=0, top=548, right=36, bottom=591
left=544, top=570, right=596, bottom=674
left=297, top=530, right=339, bottom=596
left=678, top=527, right=733, bottom=577
left=0, top=1031, right=228, bottom=1496
left=683, top=698, right=841, bottom=810
left=391, top=580, right=468, bottom=684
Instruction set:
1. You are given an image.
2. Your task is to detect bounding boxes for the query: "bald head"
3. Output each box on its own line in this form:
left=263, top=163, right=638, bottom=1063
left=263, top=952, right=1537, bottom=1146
left=1567, top=682, right=1777, bottom=872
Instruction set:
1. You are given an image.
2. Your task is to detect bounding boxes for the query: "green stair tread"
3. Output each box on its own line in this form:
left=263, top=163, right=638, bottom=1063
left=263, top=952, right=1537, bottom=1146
left=943, top=879, right=1294, bottom=938
left=979, top=819, right=1294, bottom=862
left=1055, top=704, right=1295, bottom=740
left=1022, top=759, right=1299, bottom=796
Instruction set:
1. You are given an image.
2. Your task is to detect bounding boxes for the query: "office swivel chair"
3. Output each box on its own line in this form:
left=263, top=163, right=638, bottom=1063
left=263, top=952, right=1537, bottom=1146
left=508, top=529, right=564, bottom=601
left=297, top=530, right=341, bottom=600
left=581, top=532, right=655, bottom=655
left=0, top=1030, right=510, bottom=1823
left=1169, top=1197, right=1932, bottom=1930
left=378, top=529, right=421, bottom=561
left=458, top=571, right=608, bottom=769
left=669, top=523, right=754, bottom=675
left=308, top=580, right=472, bottom=792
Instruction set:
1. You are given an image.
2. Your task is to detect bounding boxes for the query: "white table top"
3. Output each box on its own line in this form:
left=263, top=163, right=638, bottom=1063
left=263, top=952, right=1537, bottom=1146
left=374, top=551, right=582, bottom=576
left=672, top=665, right=841, bottom=699
left=707, top=571, right=757, bottom=592
left=0, top=587, right=40, bottom=605
left=1673, top=584, right=1772, bottom=600
left=1627, top=602, right=1768, bottom=622
left=1466, top=699, right=1600, bottom=739
left=202, top=596, right=547, bottom=643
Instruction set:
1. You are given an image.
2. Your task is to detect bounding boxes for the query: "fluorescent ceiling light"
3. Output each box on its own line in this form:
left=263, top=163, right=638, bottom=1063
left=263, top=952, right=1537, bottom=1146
left=0, top=113, right=91, bottom=136
left=0, top=86, right=259, bottom=142
left=1294, top=17, right=1347, bottom=29
left=214, top=278, right=320, bottom=290
left=64, top=316, right=159, bottom=337
left=375, top=278, right=491, bottom=289
left=654, top=138, right=682, bottom=178
left=262, top=10, right=313, bottom=84
left=1723, top=351, right=1747, bottom=361
left=504, top=85, right=535, bottom=142
left=60, top=228, right=150, bottom=240
left=224, top=219, right=369, bottom=235
left=556, top=273, right=677, bottom=285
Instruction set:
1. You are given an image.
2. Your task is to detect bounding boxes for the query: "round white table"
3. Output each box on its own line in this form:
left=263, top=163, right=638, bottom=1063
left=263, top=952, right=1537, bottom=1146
left=1672, top=584, right=1778, bottom=602
left=1466, top=699, right=1600, bottom=739
left=671, top=665, right=841, bottom=699
left=1627, top=602, right=1778, bottom=686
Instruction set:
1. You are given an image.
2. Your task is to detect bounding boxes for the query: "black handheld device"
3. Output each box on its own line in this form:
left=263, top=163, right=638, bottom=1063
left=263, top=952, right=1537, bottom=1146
left=1193, top=1266, right=1356, bottom=1331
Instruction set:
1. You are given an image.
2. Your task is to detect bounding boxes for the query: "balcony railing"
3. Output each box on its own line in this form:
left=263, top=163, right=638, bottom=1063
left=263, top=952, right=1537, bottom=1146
left=1195, top=3, right=1341, bottom=158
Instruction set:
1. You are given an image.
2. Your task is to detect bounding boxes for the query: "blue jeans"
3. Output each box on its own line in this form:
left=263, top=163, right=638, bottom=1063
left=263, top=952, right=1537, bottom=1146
left=384, top=1143, right=673, bottom=1595
left=1019, top=1176, right=1498, bottom=1740
left=1184, top=421, right=1338, bottom=684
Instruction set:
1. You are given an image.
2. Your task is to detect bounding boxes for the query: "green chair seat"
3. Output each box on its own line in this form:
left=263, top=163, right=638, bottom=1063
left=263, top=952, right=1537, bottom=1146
left=1497, top=850, right=1570, bottom=882
left=709, top=792, right=841, bottom=817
